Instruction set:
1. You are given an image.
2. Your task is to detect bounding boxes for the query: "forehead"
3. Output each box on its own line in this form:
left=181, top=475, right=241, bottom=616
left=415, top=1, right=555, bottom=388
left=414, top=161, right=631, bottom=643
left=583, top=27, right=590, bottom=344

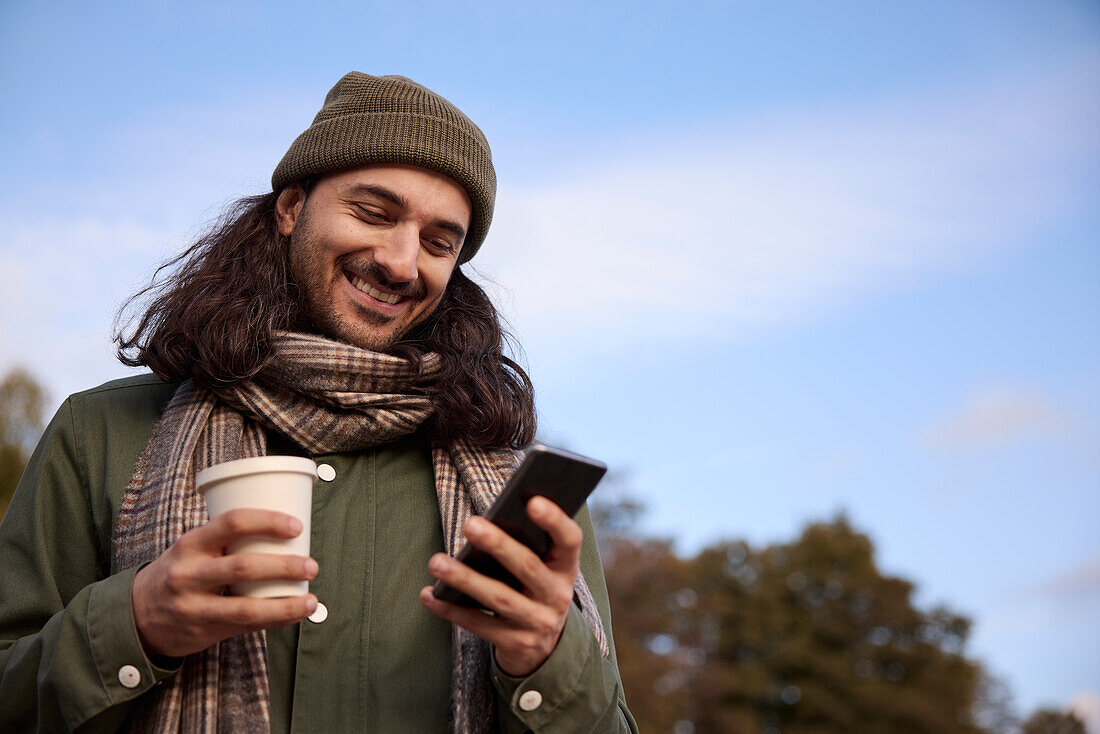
left=317, top=164, right=472, bottom=214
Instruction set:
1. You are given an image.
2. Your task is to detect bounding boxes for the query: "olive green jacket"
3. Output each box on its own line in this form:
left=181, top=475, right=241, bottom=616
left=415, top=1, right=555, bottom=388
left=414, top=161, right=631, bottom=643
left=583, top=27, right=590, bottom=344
left=0, top=375, right=637, bottom=733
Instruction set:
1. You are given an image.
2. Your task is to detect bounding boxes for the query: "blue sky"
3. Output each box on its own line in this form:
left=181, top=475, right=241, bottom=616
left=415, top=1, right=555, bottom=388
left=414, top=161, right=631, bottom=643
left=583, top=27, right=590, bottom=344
left=1, top=0, right=1098, bottom=724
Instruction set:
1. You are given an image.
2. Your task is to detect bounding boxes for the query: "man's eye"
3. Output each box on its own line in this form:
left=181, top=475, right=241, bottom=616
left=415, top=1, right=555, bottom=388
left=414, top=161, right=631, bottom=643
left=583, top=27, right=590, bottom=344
left=357, top=206, right=387, bottom=221
left=427, top=239, right=455, bottom=253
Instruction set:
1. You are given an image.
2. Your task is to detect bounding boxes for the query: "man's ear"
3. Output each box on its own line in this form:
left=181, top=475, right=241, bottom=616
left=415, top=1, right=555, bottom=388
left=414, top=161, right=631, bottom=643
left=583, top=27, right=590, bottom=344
left=275, top=184, right=306, bottom=237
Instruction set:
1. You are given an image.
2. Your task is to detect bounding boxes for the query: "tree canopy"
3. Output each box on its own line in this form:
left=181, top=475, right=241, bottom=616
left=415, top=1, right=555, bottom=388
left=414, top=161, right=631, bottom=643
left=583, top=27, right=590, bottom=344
left=1020, top=709, right=1087, bottom=734
left=0, top=368, right=46, bottom=519
left=594, top=499, right=1020, bottom=734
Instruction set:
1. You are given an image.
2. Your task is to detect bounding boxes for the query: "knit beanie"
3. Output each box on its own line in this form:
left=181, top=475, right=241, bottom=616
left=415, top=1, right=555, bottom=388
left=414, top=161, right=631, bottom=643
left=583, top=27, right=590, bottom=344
left=272, top=72, right=496, bottom=263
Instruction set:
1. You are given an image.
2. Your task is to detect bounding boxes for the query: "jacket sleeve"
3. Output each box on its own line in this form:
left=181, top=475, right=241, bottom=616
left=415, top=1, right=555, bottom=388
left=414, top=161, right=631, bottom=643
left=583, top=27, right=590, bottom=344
left=0, top=399, right=178, bottom=733
left=492, top=507, right=638, bottom=734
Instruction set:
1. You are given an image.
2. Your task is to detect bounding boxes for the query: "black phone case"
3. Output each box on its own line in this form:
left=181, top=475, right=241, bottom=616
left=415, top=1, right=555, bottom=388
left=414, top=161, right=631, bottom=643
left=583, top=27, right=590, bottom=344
left=431, top=444, right=607, bottom=608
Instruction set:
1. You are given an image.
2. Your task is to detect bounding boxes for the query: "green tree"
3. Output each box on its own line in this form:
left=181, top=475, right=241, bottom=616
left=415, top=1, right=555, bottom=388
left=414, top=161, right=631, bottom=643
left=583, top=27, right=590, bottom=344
left=1019, top=709, right=1086, bottom=734
left=691, top=516, right=986, bottom=734
left=593, top=501, right=1008, bottom=734
left=0, top=368, right=46, bottom=519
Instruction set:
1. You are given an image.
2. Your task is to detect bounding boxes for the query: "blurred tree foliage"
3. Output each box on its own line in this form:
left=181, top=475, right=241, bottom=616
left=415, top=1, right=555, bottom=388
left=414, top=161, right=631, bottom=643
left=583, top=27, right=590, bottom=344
left=0, top=368, right=46, bottom=520
left=593, top=497, right=1019, bottom=734
left=1019, top=710, right=1087, bottom=734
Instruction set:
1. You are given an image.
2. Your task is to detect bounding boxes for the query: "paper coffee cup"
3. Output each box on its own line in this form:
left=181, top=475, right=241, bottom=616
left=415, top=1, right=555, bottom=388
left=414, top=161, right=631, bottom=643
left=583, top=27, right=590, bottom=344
left=196, top=455, right=318, bottom=598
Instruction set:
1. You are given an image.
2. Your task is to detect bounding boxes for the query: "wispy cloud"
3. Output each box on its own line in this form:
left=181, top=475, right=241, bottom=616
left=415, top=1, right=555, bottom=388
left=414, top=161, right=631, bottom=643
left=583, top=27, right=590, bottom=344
left=0, top=218, right=168, bottom=403
left=474, top=48, right=1100, bottom=351
left=1033, top=557, right=1100, bottom=601
left=1070, top=691, right=1100, bottom=734
left=1, top=49, right=1097, bottom=401
left=923, top=385, right=1072, bottom=452
left=0, top=92, right=318, bottom=401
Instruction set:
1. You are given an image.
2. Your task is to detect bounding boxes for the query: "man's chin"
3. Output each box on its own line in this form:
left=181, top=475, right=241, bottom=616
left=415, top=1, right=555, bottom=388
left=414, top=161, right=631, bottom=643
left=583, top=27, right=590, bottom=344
left=300, top=302, right=429, bottom=353
left=334, top=330, right=403, bottom=353
left=301, top=319, right=404, bottom=354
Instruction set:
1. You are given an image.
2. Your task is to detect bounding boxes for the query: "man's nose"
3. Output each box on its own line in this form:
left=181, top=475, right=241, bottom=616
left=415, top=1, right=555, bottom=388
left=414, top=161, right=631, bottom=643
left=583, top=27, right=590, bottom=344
left=373, top=225, right=420, bottom=283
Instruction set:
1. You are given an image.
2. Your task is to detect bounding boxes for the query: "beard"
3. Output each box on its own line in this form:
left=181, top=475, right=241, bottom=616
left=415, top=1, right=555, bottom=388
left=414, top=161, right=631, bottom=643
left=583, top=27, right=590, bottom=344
left=286, top=215, right=429, bottom=353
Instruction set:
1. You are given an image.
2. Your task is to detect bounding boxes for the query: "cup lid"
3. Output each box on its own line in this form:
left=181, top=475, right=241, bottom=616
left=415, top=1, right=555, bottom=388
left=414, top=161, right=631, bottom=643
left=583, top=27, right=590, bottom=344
left=196, top=456, right=319, bottom=492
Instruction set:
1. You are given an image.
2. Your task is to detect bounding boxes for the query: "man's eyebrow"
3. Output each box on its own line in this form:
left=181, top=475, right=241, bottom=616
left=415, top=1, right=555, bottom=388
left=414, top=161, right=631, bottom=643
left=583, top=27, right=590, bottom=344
left=344, top=183, right=409, bottom=210
left=433, top=219, right=467, bottom=243
left=344, top=182, right=466, bottom=242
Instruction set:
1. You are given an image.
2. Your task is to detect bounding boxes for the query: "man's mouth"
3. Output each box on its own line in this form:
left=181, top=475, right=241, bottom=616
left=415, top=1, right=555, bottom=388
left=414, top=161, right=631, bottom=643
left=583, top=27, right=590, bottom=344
left=348, top=273, right=403, bottom=305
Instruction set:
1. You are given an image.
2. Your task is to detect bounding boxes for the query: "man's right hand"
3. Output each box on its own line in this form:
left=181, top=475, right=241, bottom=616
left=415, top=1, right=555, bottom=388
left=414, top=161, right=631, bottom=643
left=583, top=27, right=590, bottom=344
left=131, top=509, right=319, bottom=659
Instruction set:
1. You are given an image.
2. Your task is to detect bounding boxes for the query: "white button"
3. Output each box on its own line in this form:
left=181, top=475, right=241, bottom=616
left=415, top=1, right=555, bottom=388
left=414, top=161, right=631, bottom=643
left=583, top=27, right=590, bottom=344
left=518, top=690, right=542, bottom=711
left=317, top=464, right=336, bottom=482
left=308, top=601, right=328, bottom=623
left=118, top=664, right=141, bottom=689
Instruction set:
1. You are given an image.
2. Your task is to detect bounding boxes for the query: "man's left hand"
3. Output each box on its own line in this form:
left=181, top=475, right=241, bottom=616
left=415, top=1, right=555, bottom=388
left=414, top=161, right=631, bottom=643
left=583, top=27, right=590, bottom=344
left=419, top=495, right=581, bottom=677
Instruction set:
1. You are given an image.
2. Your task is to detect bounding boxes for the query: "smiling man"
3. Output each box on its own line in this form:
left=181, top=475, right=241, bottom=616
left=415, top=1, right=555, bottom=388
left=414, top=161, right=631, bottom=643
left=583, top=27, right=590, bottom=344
left=0, top=73, right=637, bottom=733
left=278, top=165, right=470, bottom=351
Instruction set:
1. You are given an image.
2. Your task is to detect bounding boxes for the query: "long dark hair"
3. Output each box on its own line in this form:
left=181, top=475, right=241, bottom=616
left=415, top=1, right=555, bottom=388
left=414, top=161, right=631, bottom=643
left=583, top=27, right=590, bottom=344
left=115, top=191, right=536, bottom=449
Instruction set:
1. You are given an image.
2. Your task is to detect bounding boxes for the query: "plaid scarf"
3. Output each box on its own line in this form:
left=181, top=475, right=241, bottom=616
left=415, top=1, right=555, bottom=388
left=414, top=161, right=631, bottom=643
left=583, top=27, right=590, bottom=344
left=113, top=332, right=608, bottom=734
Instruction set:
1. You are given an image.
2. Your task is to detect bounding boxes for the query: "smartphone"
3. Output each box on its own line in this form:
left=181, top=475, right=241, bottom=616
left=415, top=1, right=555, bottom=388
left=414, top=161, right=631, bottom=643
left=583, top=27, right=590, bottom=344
left=431, top=444, right=607, bottom=609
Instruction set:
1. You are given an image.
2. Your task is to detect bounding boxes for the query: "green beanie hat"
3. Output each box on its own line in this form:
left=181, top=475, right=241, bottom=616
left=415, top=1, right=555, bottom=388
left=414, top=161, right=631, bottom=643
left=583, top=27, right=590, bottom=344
left=272, top=72, right=496, bottom=263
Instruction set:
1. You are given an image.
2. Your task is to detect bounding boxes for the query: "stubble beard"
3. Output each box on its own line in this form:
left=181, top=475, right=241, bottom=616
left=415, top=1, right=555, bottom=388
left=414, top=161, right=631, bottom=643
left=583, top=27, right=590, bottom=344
left=287, top=221, right=421, bottom=353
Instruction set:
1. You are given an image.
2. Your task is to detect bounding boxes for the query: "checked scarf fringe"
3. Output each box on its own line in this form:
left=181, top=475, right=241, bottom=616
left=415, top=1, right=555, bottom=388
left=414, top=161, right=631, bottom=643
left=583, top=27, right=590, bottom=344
left=112, top=332, right=608, bottom=734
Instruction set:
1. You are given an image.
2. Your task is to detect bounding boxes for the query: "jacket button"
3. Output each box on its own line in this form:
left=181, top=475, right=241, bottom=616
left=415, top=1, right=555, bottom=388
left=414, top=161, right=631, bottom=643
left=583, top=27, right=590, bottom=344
left=317, top=464, right=336, bottom=482
left=118, top=664, right=141, bottom=689
left=518, top=690, right=542, bottom=711
left=308, top=601, right=329, bottom=623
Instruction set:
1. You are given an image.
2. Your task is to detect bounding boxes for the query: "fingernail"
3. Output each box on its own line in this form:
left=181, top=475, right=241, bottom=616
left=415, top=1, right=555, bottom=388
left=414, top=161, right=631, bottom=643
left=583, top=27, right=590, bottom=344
left=429, top=555, right=446, bottom=573
left=288, top=517, right=303, bottom=535
left=465, top=517, right=483, bottom=535
left=305, top=558, right=319, bottom=577
left=306, top=595, right=318, bottom=612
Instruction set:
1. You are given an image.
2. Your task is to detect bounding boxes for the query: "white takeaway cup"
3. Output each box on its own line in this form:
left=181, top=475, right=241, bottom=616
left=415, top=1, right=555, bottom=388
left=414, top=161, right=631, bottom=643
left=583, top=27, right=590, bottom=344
left=196, top=456, right=318, bottom=598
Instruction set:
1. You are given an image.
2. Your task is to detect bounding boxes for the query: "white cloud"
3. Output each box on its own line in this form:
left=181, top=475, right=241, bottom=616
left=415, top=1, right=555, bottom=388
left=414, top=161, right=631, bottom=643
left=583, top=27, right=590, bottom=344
left=923, top=385, right=1072, bottom=452
left=0, top=91, right=318, bottom=402
left=1, top=49, right=1097, bottom=402
left=472, top=48, right=1099, bottom=352
left=0, top=219, right=167, bottom=405
left=1034, top=557, right=1100, bottom=601
left=1071, top=691, right=1100, bottom=734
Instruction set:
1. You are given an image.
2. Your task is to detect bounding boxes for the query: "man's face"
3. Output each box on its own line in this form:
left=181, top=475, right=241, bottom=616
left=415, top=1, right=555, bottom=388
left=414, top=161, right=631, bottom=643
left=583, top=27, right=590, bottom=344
left=276, top=164, right=471, bottom=351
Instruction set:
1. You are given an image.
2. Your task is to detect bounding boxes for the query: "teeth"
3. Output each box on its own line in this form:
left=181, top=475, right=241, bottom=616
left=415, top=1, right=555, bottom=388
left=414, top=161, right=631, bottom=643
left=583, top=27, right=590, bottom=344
left=350, top=275, right=401, bottom=304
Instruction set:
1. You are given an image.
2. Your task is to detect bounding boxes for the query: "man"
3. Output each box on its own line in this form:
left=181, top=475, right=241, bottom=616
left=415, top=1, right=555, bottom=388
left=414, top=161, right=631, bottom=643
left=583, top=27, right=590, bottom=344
left=0, top=73, right=637, bottom=733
